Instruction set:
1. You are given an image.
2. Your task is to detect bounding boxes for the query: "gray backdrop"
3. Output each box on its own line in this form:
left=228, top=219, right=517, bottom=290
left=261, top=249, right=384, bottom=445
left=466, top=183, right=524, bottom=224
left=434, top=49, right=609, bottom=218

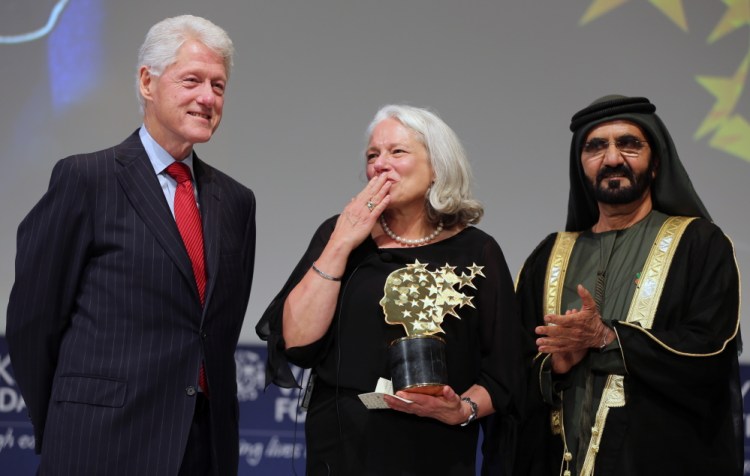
left=1, top=0, right=748, bottom=356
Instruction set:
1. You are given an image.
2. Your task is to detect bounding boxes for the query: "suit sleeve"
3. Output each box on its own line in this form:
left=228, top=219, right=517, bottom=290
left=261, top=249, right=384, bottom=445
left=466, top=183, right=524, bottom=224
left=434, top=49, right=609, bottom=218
left=6, top=157, right=92, bottom=453
left=241, top=189, right=257, bottom=309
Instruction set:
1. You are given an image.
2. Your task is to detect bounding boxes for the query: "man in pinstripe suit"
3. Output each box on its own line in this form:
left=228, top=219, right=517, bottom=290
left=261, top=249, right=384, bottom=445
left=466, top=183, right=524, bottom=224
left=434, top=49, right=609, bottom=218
left=6, top=15, right=255, bottom=475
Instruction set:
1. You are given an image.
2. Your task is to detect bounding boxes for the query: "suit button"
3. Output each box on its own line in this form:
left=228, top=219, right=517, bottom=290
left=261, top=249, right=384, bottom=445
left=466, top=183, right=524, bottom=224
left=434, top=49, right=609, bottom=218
left=201, top=331, right=208, bottom=339
left=186, top=386, right=196, bottom=396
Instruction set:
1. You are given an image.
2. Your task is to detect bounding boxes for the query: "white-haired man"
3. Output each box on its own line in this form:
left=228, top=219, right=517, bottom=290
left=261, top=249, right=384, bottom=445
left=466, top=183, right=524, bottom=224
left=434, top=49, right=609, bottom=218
left=7, top=15, right=256, bottom=475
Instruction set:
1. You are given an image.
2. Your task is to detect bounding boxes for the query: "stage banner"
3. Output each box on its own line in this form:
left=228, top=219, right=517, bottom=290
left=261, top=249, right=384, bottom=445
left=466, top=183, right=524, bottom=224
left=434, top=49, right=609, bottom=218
left=0, top=336, right=36, bottom=475
left=234, top=345, right=308, bottom=474
left=2, top=336, right=750, bottom=474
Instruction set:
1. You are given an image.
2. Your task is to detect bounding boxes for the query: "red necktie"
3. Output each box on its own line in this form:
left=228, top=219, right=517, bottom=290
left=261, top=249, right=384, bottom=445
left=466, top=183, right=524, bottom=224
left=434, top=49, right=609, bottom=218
left=166, top=162, right=209, bottom=395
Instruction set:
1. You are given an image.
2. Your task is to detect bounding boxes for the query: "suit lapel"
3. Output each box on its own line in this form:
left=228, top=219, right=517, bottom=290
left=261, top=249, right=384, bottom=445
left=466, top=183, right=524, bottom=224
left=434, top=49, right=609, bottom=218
left=114, top=131, right=200, bottom=303
left=194, top=154, right=222, bottom=317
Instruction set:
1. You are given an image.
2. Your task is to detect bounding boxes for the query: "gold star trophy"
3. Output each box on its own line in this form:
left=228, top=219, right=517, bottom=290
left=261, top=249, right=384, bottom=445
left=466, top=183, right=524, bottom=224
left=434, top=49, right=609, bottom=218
left=380, top=260, right=484, bottom=395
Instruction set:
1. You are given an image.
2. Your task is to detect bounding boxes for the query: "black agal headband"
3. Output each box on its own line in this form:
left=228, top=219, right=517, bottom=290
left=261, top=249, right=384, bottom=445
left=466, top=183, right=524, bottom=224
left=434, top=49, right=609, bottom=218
left=570, top=96, right=656, bottom=132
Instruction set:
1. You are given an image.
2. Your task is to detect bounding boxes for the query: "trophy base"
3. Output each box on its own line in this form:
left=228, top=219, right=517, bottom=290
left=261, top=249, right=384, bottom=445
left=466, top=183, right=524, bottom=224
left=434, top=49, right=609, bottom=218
left=388, top=335, right=447, bottom=396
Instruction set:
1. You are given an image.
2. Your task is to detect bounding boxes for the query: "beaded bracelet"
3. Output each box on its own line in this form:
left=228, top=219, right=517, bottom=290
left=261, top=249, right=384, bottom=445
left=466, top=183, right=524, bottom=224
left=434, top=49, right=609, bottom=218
left=311, top=262, right=342, bottom=282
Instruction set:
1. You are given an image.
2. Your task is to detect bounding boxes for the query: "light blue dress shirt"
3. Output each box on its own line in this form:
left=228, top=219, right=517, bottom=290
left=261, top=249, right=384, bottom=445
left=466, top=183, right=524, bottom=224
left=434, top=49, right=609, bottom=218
left=138, top=126, right=199, bottom=217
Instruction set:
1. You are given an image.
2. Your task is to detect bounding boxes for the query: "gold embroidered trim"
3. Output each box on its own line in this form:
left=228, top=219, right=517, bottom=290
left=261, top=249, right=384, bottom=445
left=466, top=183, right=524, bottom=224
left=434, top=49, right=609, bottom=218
left=579, top=375, right=626, bottom=476
left=625, top=216, right=696, bottom=329
left=578, top=216, right=695, bottom=476
left=544, top=232, right=580, bottom=316
left=543, top=233, right=579, bottom=442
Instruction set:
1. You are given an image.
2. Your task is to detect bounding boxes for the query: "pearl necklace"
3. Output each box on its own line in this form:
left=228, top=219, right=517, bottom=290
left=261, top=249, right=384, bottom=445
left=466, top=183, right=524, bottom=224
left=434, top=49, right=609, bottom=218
left=379, top=215, right=444, bottom=246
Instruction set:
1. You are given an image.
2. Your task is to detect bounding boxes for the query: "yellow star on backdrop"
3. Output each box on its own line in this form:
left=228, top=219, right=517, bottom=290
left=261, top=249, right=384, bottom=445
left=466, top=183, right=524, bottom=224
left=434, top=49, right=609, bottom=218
left=580, top=0, right=750, bottom=163
left=580, top=0, right=628, bottom=24
left=695, top=52, right=748, bottom=139
left=708, top=115, right=750, bottom=161
left=708, top=0, right=750, bottom=43
left=695, top=52, right=750, bottom=162
left=650, top=0, right=688, bottom=31
left=581, top=0, right=688, bottom=31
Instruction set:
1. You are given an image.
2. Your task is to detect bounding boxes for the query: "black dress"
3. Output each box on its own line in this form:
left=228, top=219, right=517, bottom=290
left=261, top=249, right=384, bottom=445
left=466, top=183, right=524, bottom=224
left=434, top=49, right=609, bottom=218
left=257, top=216, right=529, bottom=476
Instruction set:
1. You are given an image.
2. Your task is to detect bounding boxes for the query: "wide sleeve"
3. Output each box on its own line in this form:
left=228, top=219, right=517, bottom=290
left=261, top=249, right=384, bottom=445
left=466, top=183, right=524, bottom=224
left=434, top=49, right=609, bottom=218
left=507, top=233, right=562, bottom=476
left=5, top=156, right=93, bottom=453
left=477, top=235, right=538, bottom=476
left=515, top=233, right=559, bottom=403
left=613, top=219, right=741, bottom=408
left=476, top=236, right=532, bottom=415
left=255, top=216, right=337, bottom=388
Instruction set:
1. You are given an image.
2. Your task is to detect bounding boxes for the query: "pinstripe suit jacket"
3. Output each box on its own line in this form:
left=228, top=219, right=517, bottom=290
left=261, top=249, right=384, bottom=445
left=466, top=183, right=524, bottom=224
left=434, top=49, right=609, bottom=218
left=6, top=130, right=256, bottom=475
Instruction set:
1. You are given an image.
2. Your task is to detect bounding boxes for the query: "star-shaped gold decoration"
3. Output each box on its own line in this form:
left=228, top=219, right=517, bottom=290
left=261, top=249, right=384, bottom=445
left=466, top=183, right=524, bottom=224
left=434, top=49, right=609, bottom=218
left=459, top=294, right=476, bottom=309
left=439, top=263, right=457, bottom=275
left=407, top=260, right=429, bottom=272
left=438, top=301, right=460, bottom=318
left=458, top=272, right=477, bottom=289
left=468, top=263, right=486, bottom=278
left=381, top=260, right=486, bottom=336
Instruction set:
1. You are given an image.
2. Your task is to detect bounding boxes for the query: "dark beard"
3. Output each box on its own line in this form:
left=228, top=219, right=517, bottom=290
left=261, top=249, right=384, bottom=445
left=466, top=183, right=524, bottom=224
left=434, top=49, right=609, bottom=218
left=588, top=163, right=654, bottom=205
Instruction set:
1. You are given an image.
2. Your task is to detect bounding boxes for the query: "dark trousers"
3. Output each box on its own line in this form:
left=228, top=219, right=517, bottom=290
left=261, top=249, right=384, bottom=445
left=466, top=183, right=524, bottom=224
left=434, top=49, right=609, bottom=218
left=178, top=393, right=212, bottom=476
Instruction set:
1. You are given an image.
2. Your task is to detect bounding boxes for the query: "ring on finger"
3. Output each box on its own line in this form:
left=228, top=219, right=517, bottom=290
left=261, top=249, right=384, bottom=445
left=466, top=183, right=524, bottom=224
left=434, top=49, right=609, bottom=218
left=366, top=200, right=376, bottom=212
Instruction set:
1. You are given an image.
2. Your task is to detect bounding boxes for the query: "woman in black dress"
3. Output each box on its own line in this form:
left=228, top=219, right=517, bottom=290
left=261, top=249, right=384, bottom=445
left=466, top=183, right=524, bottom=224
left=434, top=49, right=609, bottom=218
left=257, top=105, right=529, bottom=475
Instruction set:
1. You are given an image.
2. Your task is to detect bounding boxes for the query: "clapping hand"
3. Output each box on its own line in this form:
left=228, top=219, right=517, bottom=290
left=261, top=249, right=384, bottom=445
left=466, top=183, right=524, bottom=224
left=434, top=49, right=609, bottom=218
left=535, top=284, right=611, bottom=374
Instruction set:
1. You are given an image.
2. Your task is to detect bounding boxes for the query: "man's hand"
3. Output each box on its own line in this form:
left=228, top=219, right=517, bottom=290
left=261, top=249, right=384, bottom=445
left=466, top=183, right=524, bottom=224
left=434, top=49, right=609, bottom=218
left=535, top=284, right=613, bottom=373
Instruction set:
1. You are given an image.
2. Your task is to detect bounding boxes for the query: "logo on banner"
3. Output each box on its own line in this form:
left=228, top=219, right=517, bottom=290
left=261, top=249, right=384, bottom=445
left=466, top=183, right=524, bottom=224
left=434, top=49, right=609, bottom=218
left=0, top=353, right=26, bottom=414
left=234, top=349, right=265, bottom=402
left=0, top=349, right=35, bottom=458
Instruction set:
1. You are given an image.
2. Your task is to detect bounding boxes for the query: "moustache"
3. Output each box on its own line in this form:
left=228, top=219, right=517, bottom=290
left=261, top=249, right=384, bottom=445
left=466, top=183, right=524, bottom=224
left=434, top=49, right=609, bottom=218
left=596, top=165, right=635, bottom=185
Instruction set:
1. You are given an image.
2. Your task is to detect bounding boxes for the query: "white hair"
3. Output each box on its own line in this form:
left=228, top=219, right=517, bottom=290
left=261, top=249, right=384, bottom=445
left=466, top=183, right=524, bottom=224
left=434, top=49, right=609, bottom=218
left=366, top=105, right=483, bottom=227
left=135, top=15, right=234, bottom=111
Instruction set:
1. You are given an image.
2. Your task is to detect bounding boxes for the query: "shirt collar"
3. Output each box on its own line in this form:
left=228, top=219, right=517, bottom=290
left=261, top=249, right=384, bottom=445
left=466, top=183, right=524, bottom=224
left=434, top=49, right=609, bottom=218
left=139, top=125, right=196, bottom=176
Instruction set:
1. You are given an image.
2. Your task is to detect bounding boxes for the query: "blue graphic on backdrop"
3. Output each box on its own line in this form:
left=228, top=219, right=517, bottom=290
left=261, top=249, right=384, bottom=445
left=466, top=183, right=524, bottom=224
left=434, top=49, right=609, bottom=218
left=48, top=0, right=104, bottom=110
left=0, top=0, right=104, bottom=111
left=0, top=0, right=70, bottom=44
